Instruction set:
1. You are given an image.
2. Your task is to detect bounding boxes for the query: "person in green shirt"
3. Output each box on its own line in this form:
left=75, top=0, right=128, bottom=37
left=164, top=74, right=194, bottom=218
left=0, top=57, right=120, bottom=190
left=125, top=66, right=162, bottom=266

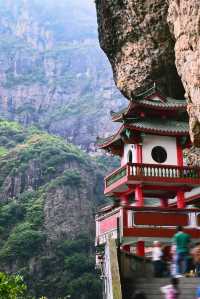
left=172, top=226, right=191, bottom=275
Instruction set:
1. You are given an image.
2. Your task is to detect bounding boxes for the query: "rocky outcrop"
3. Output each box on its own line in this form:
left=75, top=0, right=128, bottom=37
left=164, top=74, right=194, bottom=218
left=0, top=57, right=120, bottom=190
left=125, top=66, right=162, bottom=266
left=95, top=0, right=185, bottom=99
left=95, top=0, right=200, bottom=156
left=168, top=1, right=200, bottom=146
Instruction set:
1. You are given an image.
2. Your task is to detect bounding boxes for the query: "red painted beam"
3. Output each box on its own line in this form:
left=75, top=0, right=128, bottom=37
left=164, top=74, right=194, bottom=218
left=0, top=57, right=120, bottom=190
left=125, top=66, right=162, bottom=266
left=142, top=185, right=191, bottom=192
left=123, top=227, right=200, bottom=239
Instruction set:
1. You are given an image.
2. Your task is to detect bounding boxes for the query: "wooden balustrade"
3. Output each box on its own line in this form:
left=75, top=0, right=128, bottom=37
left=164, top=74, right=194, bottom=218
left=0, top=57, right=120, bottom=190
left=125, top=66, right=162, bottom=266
left=128, top=163, right=200, bottom=179
left=106, top=165, right=127, bottom=187
left=105, top=163, right=200, bottom=188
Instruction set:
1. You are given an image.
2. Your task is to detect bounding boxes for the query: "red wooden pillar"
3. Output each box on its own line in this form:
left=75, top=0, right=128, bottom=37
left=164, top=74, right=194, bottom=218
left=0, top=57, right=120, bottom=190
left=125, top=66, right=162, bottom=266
left=135, top=185, right=144, bottom=207
left=136, top=144, right=143, bottom=164
left=176, top=138, right=183, bottom=167
left=123, top=244, right=130, bottom=253
left=160, top=198, right=169, bottom=208
left=136, top=241, right=145, bottom=257
left=120, top=194, right=129, bottom=206
left=177, top=191, right=185, bottom=208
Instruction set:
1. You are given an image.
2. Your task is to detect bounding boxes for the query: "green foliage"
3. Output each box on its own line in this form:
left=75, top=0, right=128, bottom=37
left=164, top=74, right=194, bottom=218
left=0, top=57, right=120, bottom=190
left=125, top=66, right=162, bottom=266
left=38, top=235, right=102, bottom=299
left=0, top=120, right=25, bottom=149
left=65, top=253, right=94, bottom=276
left=57, top=234, right=91, bottom=256
left=47, top=170, right=82, bottom=190
left=0, top=201, right=25, bottom=228
left=0, top=272, right=27, bottom=299
left=94, top=155, right=120, bottom=172
left=0, top=120, right=103, bottom=298
left=0, top=146, right=8, bottom=156
left=0, top=124, right=90, bottom=189
left=67, top=273, right=101, bottom=299
left=0, top=222, right=45, bottom=261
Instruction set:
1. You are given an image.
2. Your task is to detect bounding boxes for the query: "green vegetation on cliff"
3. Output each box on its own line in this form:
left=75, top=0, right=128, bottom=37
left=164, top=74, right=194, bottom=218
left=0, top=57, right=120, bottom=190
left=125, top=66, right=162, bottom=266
left=0, top=272, right=27, bottom=299
left=0, top=120, right=103, bottom=299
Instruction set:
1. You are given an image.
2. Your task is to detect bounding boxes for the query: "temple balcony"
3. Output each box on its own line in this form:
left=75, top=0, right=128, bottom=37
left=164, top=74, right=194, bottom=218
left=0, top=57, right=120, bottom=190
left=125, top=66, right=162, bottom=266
left=104, top=163, right=200, bottom=197
left=96, top=206, right=200, bottom=246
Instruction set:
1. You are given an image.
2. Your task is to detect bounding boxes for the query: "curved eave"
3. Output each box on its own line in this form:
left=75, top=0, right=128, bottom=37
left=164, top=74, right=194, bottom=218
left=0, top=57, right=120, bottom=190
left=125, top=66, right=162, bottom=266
left=111, top=107, right=129, bottom=120
left=136, top=101, right=187, bottom=111
left=111, top=101, right=187, bottom=122
left=96, top=126, right=124, bottom=149
left=126, top=124, right=189, bottom=136
left=111, top=103, right=132, bottom=122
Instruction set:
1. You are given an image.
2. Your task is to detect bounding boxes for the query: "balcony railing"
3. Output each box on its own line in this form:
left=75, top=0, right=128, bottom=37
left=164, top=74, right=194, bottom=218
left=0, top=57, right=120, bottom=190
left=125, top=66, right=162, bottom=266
left=105, top=163, right=200, bottom=188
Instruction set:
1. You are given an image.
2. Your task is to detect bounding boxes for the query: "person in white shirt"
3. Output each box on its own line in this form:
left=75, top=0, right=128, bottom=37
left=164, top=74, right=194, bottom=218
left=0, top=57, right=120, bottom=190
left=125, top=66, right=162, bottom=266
left=152, top=240, right=163, bottom=277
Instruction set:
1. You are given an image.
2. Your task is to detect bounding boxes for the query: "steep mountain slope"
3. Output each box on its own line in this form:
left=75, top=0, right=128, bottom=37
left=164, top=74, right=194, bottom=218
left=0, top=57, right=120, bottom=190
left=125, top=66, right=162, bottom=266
left=0, top=0, right=125, bottom=151
left=0, top=119, right=115, bottom=298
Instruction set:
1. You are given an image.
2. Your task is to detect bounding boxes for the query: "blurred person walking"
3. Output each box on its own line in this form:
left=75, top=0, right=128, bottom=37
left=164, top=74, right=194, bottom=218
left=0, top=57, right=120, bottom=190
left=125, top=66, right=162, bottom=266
left=191, top=242, right=200, bottom=277
left=161, top=277, right=180, bottom=299
left=152, top=240, right=163, bottom=277
left=172, top=226, right=191, bottom=275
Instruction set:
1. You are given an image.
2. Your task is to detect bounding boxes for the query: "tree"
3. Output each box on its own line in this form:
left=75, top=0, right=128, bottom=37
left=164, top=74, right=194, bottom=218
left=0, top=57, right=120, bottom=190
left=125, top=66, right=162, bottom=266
left=0, top=272, right=27, bottom=299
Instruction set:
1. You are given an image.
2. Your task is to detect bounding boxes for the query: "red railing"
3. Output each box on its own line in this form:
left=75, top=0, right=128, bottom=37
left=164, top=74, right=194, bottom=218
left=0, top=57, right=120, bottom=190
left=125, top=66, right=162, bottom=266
left=105, top=163, right=200, bottom=188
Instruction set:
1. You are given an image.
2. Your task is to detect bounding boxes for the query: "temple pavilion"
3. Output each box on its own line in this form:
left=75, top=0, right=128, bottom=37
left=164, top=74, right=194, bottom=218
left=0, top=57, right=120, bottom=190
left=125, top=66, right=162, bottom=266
left=95, top=85, right=200, bottom=256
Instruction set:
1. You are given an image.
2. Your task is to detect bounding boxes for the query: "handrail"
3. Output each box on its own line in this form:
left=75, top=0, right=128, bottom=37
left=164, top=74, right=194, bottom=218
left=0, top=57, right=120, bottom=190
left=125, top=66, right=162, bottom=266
left=104, top=164, right=127, bottom=181
left=105, top=163, right=200, bottom=188
left=106, top=165, right=127, bottom=187
left=127, top=162, right=200, bottom=171
left=128, top=163, right=200, bottom=178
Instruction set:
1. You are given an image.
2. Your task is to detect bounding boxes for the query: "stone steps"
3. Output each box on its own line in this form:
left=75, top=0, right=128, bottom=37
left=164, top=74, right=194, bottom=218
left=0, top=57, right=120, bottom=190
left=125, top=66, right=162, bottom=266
left=134, top=277, right=200, bottom=299
left=136, top=277, right=200, bottom=299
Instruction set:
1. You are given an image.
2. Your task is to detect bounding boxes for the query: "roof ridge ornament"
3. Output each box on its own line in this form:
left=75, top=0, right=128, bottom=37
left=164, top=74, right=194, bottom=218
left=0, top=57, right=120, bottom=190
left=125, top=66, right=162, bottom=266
left=145, top=84, right=167, bottom=103
left=133, top=83, right=166, bottom=101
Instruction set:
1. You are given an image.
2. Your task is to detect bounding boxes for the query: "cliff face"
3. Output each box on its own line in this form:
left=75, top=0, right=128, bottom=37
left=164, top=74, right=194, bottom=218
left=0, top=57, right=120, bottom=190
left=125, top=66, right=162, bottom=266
left=0, top=120, right=107, bottom=298
left=95, top=0, right=185, bottom=99
left=0, top=0, right=125, bottom=152
left=168, top=1, right=200, bottom=147
left=95, top=0, right=200, bottom=152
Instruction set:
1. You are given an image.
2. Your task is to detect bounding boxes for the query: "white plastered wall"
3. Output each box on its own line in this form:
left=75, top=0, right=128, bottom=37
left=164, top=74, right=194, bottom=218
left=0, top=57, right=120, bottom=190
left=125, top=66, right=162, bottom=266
left=121, top=144, right=136, bottom=166
left=142, top=134, right=177, bottom=165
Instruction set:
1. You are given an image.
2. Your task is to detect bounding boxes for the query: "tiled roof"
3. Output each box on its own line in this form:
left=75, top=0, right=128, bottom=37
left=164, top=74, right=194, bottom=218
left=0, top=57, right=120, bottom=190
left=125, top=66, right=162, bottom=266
left=96, top=126, right=124, bottom=148
left=96, top=119, right=189, bottom=149
left=111, top=85, right=187, bottom=122
left=138, top=97, right=187, bottom=109
left=96, top=134, right=117, bottom=147
left=133, top=84, right=167, bottom=100
left=127, top=119, right=189, bottom=135
left=111, top=97, right=187, bottom=121
left=110, top=107, right=129, bottom=119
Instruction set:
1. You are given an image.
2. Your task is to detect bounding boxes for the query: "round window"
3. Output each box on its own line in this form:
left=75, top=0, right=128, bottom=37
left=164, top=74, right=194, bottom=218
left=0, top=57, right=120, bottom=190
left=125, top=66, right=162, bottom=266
left=151, top=146, right=167, bottom=163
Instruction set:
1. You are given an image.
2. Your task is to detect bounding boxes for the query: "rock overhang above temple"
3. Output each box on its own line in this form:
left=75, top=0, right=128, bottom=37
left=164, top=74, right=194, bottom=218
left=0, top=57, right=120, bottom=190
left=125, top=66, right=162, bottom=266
left=111, top=85, right=187, bottom=123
